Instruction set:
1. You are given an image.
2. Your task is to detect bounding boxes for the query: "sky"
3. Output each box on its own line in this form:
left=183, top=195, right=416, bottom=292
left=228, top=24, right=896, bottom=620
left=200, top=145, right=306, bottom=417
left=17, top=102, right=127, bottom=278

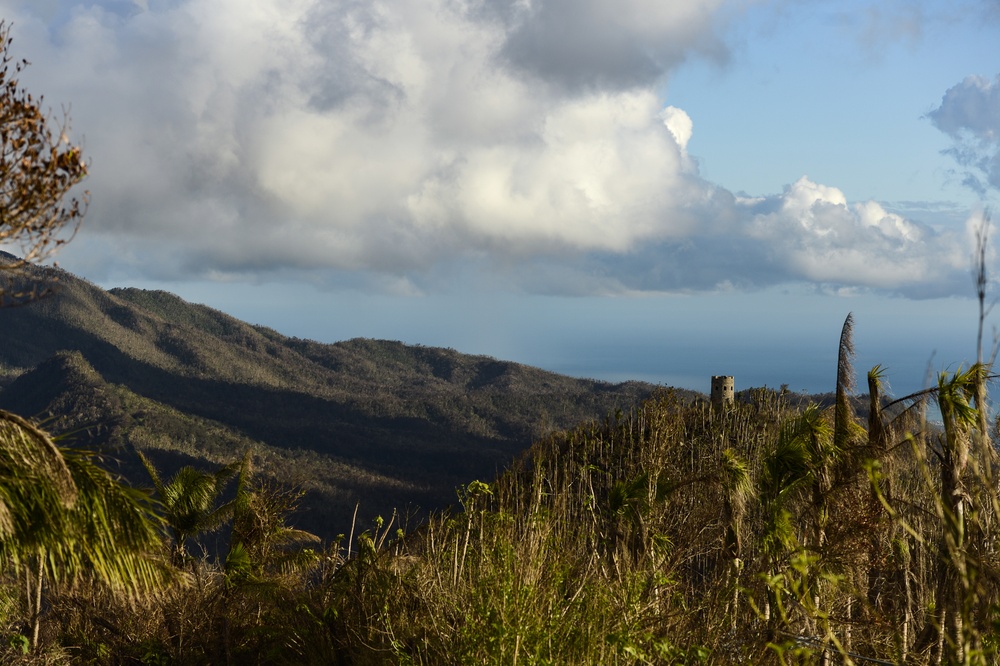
left=1, top=0, right=998, bottom=397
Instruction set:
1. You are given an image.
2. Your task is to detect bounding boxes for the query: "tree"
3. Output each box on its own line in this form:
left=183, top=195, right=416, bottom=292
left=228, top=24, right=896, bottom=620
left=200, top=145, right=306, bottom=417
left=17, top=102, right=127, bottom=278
left=225, top=455, right=318, bottom=584
left=138, top=452, right=241, bottom=565
left=0, top=410, right=166, bottom=649
left=0, top=20, right=87, bottom=303
left=0, top=23, right=164, bottom=654
left=932, top=368, right=979, bottom=663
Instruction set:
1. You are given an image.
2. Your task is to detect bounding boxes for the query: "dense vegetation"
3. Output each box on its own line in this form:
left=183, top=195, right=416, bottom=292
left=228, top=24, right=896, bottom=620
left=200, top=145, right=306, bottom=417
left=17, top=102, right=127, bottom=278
left=0, top=306, right=996, bottom=664
left=0, top=257, right=662, bottom=537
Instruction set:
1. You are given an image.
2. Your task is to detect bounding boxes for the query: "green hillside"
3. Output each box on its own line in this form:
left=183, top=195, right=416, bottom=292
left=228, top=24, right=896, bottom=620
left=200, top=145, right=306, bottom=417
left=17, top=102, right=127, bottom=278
left=0, top=261, right=667, bottom=538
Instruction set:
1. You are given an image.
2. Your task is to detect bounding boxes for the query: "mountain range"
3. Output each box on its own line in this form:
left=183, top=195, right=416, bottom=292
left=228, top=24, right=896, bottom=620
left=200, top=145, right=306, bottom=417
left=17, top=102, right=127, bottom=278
left=0, top=257, right=675, bottom=539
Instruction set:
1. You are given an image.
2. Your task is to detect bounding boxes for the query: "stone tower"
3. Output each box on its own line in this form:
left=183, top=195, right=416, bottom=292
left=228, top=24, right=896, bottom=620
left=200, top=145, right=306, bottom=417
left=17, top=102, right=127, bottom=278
left=711, top=375, right=734, bottom=410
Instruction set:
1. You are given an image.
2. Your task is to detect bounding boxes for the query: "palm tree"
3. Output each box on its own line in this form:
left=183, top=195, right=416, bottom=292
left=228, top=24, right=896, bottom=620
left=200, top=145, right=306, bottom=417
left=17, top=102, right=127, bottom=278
left=864, top=366, right=897, bottom=626
left=931, top=367, right=979, bottom=663
left=758, top=419, right=812, bottom=631
left=0, top=409, right=166, bottom=648
left=225, top=454, right=318, bottom=583
left=756, top=314, right=854, bottom=659
left=138, top=451, right=240, bottom=565
left=718, top=448, right=751, bottom=626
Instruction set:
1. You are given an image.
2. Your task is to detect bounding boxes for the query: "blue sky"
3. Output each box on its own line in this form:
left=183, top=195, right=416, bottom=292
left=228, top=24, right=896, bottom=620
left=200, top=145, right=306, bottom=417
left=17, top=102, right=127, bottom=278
left=1, top=0, right=998, bottom=397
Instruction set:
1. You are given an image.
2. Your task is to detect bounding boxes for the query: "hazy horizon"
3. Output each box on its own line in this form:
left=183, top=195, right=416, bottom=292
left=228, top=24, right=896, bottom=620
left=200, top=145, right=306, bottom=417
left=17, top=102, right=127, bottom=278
left=105, top=277, right=987, bottom=399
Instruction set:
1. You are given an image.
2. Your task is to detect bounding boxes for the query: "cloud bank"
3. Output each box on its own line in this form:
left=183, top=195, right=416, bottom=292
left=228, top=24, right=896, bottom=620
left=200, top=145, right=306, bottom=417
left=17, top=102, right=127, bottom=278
left=0, top=0, right=976, bottom=296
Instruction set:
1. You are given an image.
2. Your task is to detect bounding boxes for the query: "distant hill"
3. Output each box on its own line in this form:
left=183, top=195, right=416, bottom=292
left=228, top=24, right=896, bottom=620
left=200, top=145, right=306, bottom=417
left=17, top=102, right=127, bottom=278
left=0, top=260, right=677, bottom=539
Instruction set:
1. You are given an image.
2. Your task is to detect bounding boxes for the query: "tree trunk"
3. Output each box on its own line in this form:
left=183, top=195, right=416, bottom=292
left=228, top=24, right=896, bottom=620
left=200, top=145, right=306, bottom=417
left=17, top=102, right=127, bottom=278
left=30, top=553, right=43, bottom=651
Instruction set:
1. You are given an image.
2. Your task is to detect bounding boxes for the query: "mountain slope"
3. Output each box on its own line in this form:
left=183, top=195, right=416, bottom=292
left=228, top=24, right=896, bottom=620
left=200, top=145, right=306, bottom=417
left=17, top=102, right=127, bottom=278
left=0, top=350, right=435, bottom=538
left=0, top=262, right=673, bottom=537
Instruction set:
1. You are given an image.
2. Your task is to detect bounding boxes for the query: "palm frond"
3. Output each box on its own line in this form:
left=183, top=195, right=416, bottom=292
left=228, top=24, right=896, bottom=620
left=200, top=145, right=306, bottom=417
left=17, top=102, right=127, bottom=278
left=0, top=409, right=76, bottom=506
left=58, top=448, right=170, bottom=593
left=136, top=450, right=166, bottom=498
left=719, top=448, right=752, bottom=518
left=937, top=367, right=978, bottom=434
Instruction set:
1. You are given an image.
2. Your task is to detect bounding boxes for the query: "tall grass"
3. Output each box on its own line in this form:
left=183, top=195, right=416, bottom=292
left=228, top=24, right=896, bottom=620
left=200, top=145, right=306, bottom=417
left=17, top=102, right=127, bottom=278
left=7, top=342, right=999, bottom=665
left=308, top=339, right=1000, bottom=664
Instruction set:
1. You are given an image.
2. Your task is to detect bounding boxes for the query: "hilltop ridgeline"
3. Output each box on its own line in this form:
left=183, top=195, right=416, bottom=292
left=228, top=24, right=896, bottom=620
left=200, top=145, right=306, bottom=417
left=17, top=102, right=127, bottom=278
left=0, top=262, right=668, bottom=538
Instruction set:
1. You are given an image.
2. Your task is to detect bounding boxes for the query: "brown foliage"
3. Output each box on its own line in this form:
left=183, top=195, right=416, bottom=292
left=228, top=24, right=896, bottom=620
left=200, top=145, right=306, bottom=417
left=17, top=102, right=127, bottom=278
left=0, top=21, right=87, bottom=305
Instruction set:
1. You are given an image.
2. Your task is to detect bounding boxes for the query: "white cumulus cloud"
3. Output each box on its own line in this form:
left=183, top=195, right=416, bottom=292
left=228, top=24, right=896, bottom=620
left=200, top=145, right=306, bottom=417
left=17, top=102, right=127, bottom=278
left=0, top=0, right=980, bottom=299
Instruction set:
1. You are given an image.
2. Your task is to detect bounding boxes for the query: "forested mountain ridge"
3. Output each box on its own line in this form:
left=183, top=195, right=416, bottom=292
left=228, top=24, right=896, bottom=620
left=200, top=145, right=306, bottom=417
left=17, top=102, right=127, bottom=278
left=0, top=260, right=669, bottom=537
